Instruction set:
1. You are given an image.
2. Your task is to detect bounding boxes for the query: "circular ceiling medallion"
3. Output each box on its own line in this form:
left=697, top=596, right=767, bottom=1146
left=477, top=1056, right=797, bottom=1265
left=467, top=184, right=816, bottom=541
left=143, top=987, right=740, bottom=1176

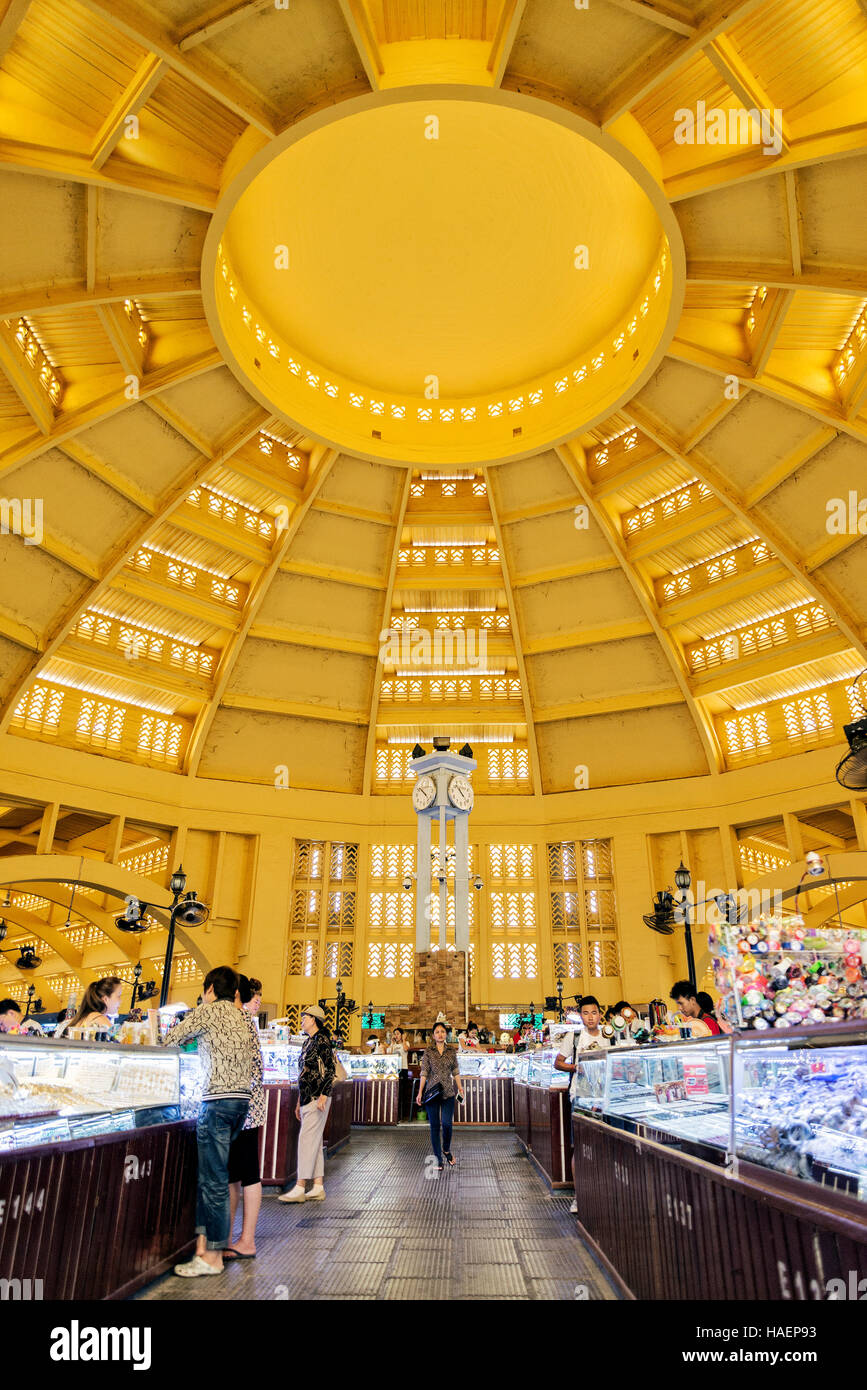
left=203, top=87, right=685, bottom=465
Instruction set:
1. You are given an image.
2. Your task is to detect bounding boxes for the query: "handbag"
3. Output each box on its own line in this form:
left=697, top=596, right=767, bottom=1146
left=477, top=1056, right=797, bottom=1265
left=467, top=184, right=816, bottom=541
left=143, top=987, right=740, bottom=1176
left=317, top=1046, right=348, bottom=1085
left=421, top=1081, right=443, bottom=1106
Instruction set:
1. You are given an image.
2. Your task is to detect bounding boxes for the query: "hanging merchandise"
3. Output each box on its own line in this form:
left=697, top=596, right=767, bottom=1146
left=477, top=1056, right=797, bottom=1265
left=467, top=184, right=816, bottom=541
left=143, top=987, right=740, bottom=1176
left=710, top=912, right=867, bottom=1030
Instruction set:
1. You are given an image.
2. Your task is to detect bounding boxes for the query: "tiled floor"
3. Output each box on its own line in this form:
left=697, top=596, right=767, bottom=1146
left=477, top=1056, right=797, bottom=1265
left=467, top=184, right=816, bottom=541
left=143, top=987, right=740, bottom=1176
left=135, top=1127, right=619, bottom=1301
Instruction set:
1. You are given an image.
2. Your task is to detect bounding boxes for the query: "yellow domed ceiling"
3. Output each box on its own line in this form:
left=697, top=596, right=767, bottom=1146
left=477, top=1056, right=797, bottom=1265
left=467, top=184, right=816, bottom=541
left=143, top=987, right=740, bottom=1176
left=0, top=0, right=864, bottom=801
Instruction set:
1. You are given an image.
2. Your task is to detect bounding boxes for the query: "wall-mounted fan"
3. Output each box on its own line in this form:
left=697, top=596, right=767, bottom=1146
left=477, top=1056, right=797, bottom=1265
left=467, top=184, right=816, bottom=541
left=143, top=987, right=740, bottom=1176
left=835, top=670, right=867, bottom=790
left=643, top=889, right=679, bottom=935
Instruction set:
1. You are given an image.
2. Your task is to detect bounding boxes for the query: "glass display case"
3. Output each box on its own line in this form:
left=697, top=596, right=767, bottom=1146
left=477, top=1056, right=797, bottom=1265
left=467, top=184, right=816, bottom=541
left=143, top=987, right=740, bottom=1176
left=571, top=1049, right=608, bottom=1113
left=0, top=1034, right=181, bottom=1150
left=601, top=1037, right=731, bottom=1155
left=457, top=1052, right=520, bottom=1077
left=345, top=1053, right=400, bottom=1080
left=527, top=1047, right=569, bottom=1089
left=178, top=1041, right=351, bottom=1111
left=732, top=1021, right=867, bottom=1201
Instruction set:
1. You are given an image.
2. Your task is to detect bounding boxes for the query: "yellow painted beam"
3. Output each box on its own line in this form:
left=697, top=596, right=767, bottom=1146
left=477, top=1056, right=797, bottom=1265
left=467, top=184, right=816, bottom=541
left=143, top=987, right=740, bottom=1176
left=664, top=121, right=867, bottom=203
left=749, top=287, right=795, bottom=377
left=337, top=0, right=384, bottom=90
left=363, top=468, right=411, bottom=793
left=85, top=185, right=98, bottom=291
left=523, top=618, right=654, bottom=655
left=96, top=302, right=146, bottom=377
left=511, top=555, right=620, bottom=588
left=0, top=320, right=54, bottom=434
left=603, top=0, right=696, bottom=37
left=556, top=441, right=722, bottom=775
left=0, top=275, right=201, bottom=319
left=178, top=0, right=273, bottom=51
left=280, top=558, right=386, bottom=591
left=208, top=694, right=369, bottom=725
left=0, top=347, right=223, bottom=476
left=91, top=54, right=168, bottom=169
left=0, top=0, right=31, bottom=63
left=0, top=409, right=268, bottom=733
left=487, top=0, right=527, bottom=87
left=533, top=688, right=684, bottom=723
left=0, top=137, right=218, bottom=211
left=704, top=36, right=790, bottom=153
left=689, top=629, right=853, bottom=697
left=184, top=451, right=339, bottom=776
left=784, top=170, right=802, bottom=278
left=57, top=637, right=214, bottom=701
left=59, top=439, right=157, bottom=513
left=600, top=0, right=767, bottom=127
left=743, top=425, right=836, bottom=508
left=74, top=0, right=279, bottom=134
left=686, top=262, right=867, bottom=296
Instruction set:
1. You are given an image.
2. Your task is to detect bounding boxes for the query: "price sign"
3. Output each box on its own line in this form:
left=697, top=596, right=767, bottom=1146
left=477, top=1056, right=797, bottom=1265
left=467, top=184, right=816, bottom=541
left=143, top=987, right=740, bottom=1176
left=683, top=1061, right=709, bottom=1096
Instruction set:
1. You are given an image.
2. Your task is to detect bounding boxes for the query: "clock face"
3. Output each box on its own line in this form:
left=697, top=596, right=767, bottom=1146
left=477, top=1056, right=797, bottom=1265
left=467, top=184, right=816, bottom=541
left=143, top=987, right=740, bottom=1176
left=448, top=774, right=474, bottom=811
left=412, top=775, right=437, bottom=811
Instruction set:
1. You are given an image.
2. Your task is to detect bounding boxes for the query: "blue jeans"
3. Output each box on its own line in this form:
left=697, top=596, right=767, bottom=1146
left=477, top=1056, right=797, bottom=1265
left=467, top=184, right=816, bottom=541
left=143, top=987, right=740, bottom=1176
left=426, top=1096, right=455, bottom=1163
left=195, top=1098, right=249, bottom=1249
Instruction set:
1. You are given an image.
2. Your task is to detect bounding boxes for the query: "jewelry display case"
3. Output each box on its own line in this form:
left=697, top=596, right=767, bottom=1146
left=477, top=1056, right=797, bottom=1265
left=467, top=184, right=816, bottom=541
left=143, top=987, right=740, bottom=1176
left=528, top=1046, right=570, bottom=1089
left=0, top=1034, right=181, bottom=1150
left=732, top=1019, right=867, bottom=1201
left=457, top=1052, right=519, bottom=1077
left=455, top=1051, right=516, bottom=1125
left=601, top=1037, right=731, bottom=1161
left=513, top=1047, right=573, bottom=1186
left=571, top=1048, right=608, bottom=1114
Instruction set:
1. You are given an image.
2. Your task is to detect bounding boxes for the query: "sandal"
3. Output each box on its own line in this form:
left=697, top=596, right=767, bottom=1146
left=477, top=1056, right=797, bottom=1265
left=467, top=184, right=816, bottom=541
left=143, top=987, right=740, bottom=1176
left=223, top=1248, right=256, bottom=1261
left=444, top=1153, right=456, bottom=1166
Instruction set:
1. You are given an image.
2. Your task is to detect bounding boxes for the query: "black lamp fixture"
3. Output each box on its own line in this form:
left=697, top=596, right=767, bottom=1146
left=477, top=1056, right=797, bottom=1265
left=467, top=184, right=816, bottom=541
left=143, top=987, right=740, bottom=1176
left=411, top=742, right=425, bottom=760
left=23, top=983, right=42, bottom=1019
left=14, top=944, right=41, bottom=970
left=458, top=742, right=473, bottom=758
left=159, top=865, right=210, bottom=1009
left=673, top=860, right=697, bottom=989
left=115, top=895, right=149, bottom=933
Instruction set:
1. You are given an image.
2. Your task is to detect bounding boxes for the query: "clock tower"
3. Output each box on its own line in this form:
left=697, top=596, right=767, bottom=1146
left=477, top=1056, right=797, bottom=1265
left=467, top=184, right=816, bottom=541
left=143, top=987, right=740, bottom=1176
left=410, top=739, right=477, bottom=953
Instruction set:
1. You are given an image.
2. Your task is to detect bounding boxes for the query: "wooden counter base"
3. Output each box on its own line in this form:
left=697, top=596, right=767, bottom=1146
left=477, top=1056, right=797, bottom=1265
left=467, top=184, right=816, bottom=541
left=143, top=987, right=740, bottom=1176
left=572, top=1110, right=867, bottom=1300
left=514, top=1081, right=572, bottom=1187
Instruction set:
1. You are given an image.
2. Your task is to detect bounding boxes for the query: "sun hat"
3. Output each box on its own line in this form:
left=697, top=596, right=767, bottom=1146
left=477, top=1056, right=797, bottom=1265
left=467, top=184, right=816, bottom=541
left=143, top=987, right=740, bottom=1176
left=301, top=1004, right=327, bottom=1023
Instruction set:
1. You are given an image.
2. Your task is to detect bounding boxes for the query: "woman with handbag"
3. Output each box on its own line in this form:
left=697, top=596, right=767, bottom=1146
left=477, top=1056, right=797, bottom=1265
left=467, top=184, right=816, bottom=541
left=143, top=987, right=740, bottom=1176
left=417, top=1015, right=465, bottom=1170
left=279, top=1005, right=342, bottom=1204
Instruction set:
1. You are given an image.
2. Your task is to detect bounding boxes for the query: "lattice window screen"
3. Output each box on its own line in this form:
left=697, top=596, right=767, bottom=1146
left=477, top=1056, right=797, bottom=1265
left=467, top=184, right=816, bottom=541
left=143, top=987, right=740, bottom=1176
left=547, top=839, right=620, bottom=991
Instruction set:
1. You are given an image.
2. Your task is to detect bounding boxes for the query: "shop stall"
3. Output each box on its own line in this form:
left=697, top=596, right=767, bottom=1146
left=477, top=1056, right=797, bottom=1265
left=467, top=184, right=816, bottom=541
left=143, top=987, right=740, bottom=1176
left=513, top=1047, right=572, bottom=1187
left=455, top=1051, right=518, bottom=1125
left=0, top=1033, right=196, bottom=1299
left=571, top=1022, right=867, bottom=1300
left=348, top=1053, right=401, bottom=1125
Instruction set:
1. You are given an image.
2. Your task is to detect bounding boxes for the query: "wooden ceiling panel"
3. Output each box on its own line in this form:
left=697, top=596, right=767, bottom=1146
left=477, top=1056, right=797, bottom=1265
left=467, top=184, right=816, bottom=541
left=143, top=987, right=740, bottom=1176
left=196, top=706, right=368, bottom=789
left=536, top=703, right=707, bottom=792
left=631, top=358, right=726, bottom=439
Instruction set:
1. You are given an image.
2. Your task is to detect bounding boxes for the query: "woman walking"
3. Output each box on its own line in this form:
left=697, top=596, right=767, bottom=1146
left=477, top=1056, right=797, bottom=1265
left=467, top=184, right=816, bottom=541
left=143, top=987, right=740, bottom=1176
left=279, top=1004, right=335, bottom=1204
left=417, top=1015, right=465, bottom=1171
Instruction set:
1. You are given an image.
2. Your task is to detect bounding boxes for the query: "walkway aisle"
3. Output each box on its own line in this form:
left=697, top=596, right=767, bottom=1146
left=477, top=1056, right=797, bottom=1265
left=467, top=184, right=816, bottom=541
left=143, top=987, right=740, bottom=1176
left=136, top=1128, right=619, bottom=1301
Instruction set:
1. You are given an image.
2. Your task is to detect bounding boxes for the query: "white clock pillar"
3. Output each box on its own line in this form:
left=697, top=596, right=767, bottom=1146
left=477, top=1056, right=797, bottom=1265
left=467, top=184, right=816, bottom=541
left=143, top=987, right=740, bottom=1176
left=410, top=746, right=477, bottom=953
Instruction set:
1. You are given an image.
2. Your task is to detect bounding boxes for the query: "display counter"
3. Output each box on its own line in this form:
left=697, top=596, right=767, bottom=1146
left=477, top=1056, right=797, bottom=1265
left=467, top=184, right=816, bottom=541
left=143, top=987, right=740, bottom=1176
left=348, top=1053, right=400, bottom=1125
left=571, top=1023, right=867, bottom=1300
left=513, top=1047, right=572, bottom=1187
left=454, top=1052, right=517, bottom=1126
left=0, top=1034, right=196, bottom=1298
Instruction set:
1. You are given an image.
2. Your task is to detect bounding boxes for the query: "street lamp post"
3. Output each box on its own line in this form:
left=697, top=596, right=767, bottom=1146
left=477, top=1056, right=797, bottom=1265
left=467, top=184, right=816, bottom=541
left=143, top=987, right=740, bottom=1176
left=159, top=866, right=210, bottom=1009
left=556, top=976, right=564, bottom=1023
left=674, top=860, right=697, bottom=990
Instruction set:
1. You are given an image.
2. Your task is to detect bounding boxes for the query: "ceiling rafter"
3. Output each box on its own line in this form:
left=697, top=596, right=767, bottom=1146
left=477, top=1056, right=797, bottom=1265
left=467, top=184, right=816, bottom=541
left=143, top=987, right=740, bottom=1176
left=184, top=449, right=339, bottom=776
left=704, top=34, right=790, bottom=153
left=743, top=424, right=837, bottom=508
left=484, top=461, right=544, bottom=797
left=0, top=345, right=223, bottom=477
left=533, top=688, right=684, bottom=723
left=177, top=0, right=273, bottom=52
left=603, top=0, right=696, bottom=38
left=656, top=561, right=790, bottom=627
left=555, top=441, right=722, bottom=774
left=90, top=54, right=168, bottom=169
left=748, top=287, right=795, bottom=376
left=664, top=121, right=867, bottom=202
left=0, top=0, right=30, bottom=63
left=599, top=0, right=768, bottom=127
left=96, top=302, right=146, bottom=377
left=57, top=634, right=214, bottom=702
left=362, top=469, right=410, bottom=793
left=621, top=402, right=867, bottom=666
left=73, top=0, right=279, bottom=135
left=250, top=622, right=379, bottom=659
left=784, top=169, right=802, bottom=277
left=0, top=138, right=219, bottom=211
left=0, top=318, right=54, bottom=433
left=337, top=0, right=384, bottom=90
left=665, top=340, right=867, bottom=446
left=85, top=185, right=98, bottom=291
left=59, top=438, right=157, bottom=513
left=0, top=406, right=269, bottom=735
left=488, top=0, right=527, bottom=86
left=689, top=627, right=854, bottom=698
left=685, top=263, right=867, bottom=297
left=0, top=275, right=202, bottom=320
left=219, top=692, right=368, bottom=724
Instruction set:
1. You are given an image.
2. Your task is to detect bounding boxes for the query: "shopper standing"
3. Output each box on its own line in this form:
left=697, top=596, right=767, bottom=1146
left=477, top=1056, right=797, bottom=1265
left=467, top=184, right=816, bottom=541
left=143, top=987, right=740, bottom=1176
left=279, top=1004, right=335, bottom=1204
left=162, top=966, right=255, bottom=1277
left=417, top=1017, right=465, bottom=1170
left=54, top=976, right=123, bottom=1038
left=554, top=995, right=612, bottom=1214
left=226, top=975, right=265, bottom=1260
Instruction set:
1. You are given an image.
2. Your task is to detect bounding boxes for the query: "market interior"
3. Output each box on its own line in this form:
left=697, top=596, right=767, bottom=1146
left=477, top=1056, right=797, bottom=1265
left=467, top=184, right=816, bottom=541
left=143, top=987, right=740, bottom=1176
left=0, top=0, right=866, bottom=1305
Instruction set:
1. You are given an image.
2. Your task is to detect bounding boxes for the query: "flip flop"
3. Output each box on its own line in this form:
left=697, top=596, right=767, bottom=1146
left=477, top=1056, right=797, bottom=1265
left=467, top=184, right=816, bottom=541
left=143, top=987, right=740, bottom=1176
left=223, top=1248, right=256, bottom=1261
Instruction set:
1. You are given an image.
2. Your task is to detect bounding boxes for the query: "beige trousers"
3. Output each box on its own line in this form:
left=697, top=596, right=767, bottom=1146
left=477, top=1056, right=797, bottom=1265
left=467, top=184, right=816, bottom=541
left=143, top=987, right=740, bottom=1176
left=297, top=1096, right=331, bottom=1181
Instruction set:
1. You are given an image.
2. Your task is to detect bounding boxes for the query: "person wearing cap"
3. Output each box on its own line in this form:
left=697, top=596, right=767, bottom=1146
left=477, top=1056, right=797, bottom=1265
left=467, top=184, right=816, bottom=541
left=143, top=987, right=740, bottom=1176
left=417, top=1014, right=464, bottom=1171
left=279, top=1004, right=335, bottom=1204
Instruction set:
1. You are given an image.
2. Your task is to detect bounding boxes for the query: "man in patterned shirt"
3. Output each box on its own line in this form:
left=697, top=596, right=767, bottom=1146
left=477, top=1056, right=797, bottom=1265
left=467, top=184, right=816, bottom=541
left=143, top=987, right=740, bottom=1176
left=162, top=965, right=256, bottom=1277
